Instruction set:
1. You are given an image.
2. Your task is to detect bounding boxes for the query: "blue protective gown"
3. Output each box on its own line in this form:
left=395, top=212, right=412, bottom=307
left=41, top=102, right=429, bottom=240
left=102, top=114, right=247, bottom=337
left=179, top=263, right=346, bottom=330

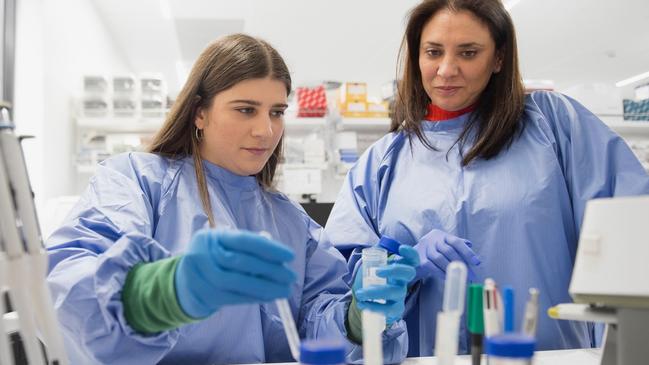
left=46, top=153, right=408, bottom=364
left=323, top=91, right=649, bottom=356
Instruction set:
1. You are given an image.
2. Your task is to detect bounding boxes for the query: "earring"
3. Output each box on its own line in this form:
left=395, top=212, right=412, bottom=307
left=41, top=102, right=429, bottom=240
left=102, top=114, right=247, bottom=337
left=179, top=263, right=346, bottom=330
left=195, top=127, right=203, bottom=141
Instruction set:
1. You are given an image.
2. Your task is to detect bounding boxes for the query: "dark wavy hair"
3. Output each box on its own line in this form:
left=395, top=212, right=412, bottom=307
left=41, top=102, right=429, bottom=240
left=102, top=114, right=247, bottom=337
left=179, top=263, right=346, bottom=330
left=393, top=0, right=526, bottom=166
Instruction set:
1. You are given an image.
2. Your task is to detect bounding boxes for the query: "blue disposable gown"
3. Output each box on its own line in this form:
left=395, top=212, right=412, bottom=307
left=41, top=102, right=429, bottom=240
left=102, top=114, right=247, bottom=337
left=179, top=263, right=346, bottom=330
left=46, top=153, right=408, bottom=364
left=324, top=91, right=649, bottom=356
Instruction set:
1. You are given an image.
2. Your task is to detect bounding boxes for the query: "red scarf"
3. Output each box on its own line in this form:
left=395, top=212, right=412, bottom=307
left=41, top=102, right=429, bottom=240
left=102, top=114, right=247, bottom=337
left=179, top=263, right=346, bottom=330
left=425, top=104, right=476, bottom=121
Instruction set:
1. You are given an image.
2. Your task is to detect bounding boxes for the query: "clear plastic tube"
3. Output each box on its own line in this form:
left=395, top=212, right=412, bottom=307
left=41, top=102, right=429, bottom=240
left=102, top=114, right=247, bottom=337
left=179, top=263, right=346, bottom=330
left=259, top=231, right=301, bottom=361
left=361, top=247, right=387, bottom=365
left=276, top=298, right=301, bottom=361
left=435, top=261, right=468, bottom=365
left=443, top=261, right=468, bottom=313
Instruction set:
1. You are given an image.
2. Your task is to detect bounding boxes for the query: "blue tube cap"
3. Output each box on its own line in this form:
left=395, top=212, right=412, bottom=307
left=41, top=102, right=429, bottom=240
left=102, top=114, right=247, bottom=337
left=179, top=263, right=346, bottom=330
left=299, top=339, right=346, bottom=365
left=378, top=236, right=401, bottom=255
left=485, top=334, right=535, bottom=358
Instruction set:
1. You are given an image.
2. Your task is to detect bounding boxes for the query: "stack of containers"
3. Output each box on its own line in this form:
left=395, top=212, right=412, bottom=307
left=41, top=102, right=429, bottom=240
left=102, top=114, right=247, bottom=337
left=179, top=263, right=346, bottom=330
left=112, top=75, right=137, bottom=117
left=140, top=74, right=167, bottom=118
left=296, top=85, right=327, bottom=117
left=82, top=76, right=109, bottom=117
left=338, top=82, right=367, bottom=117
left=335, top=131, right=359, bottom=173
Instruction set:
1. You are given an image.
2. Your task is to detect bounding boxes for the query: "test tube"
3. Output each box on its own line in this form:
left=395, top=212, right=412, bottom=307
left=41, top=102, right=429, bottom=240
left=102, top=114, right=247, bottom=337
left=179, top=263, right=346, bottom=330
left=435, top=261, right=468, bottom=365
left=276, top=299, right=301, bottom=361
left=361, top=247, right=388, bottom=365
left=522, top=288, right=539, bottom=337
left=259, top=231, right=301, bottom=361
left=443, top=261, right=468, bottom=313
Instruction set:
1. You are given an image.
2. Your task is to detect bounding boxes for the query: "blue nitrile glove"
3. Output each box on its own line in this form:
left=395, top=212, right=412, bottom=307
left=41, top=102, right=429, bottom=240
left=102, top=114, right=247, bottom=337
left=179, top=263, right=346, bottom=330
left=175, top=229, right=296, bottom=318
left=414, top=229, right=480, bottom=281
left=352, top=245, right=418, bottom=325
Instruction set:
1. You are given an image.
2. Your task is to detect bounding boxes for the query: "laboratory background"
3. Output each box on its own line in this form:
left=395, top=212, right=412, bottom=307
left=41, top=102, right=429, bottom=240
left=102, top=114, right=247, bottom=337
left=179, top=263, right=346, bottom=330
left=7, top=0, right=648, bottom=233
left=2, top=0, right=649, bottom=364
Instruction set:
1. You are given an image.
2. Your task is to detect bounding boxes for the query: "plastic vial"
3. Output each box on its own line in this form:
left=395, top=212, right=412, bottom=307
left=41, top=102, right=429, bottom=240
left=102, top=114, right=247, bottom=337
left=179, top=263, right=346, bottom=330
left=361, top=247, right=388, bottom=365
left=362, top=247, right=388, bottom=289
left=485, top=334, right=535, bottom=365
left=299, top=339, right=345, bottom=365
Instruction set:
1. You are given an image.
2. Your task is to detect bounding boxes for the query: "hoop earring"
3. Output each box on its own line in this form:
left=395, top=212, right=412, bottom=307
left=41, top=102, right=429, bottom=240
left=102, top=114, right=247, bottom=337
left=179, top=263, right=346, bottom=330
left=195, top=127, right=203, bottom=141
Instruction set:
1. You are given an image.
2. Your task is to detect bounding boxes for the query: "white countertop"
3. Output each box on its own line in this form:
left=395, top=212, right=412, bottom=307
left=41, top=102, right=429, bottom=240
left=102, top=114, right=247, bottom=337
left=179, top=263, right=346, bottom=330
left=260, top=348, right=601, bottom=365
left=401, top=348, right=601, bottom=364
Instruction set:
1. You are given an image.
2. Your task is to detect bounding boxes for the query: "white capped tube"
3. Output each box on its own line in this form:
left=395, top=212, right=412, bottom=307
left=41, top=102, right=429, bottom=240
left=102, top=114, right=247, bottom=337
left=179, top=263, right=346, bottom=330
left=443, top=261, right=468, bottom=313
left=435, top=261, right=467, bottom=365
left=361, top=247, right=387, bottom=365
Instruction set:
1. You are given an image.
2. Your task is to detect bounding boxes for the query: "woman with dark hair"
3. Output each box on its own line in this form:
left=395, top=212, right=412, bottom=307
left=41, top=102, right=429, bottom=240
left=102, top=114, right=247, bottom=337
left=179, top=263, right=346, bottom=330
left=46, top=34, right=416, bottom=364
left=324, top=0, right=649, bottom=357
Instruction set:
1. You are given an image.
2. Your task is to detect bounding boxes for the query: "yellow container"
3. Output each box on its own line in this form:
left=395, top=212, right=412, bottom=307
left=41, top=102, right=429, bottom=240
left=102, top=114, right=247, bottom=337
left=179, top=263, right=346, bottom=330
left=339, top=82, right=367, bottom=103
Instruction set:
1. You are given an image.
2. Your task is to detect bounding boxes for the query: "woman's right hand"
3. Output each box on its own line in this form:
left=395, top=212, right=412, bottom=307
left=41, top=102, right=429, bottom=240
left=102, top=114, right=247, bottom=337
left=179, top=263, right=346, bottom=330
left=174, top=229, right=296, bottom=318
left=414, top=229, right=480, bottom=281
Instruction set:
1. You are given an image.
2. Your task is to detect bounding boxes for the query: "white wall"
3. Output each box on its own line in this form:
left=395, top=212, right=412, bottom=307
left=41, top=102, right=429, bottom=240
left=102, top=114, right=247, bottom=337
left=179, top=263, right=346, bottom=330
left=14, top=0, right=45, bottom=209
left=15, top=0, right=131, bottom=208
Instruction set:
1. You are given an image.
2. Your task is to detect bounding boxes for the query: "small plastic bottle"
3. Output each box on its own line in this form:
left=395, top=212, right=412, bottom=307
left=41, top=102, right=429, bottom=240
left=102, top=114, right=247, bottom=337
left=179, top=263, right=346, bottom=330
left=485, top=334, right=535, bottom=365
left=299, top=339, right=345, bottom=365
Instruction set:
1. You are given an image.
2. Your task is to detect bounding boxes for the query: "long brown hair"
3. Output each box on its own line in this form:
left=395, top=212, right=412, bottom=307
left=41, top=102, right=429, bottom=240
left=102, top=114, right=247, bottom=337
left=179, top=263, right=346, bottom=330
left=148, top=34, right=291, bottom=227
left=393, top=0, right=525, bottom=166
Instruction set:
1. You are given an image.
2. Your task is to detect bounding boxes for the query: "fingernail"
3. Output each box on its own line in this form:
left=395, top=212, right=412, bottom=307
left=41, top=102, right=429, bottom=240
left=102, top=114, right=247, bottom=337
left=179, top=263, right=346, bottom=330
left=465, top=240, right=473, bottom=248
left=472, top=256, right=481, bottom=266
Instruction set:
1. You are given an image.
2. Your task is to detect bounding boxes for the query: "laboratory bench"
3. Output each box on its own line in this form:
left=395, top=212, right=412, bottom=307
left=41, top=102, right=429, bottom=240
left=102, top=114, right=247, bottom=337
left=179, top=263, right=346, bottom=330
left=257, top=348, right=601, bottom=365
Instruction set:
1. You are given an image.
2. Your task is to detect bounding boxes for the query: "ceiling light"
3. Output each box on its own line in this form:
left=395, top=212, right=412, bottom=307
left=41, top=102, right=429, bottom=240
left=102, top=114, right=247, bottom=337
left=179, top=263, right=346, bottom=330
left=616, top=70, right=649, bottom=88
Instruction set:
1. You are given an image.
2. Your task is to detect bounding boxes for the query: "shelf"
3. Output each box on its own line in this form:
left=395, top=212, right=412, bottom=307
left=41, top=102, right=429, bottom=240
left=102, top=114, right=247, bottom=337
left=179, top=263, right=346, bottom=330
left=284, top=117, right=328, bottom=131
left=605, top=121, right=649, bottom=137
left=77, top=117, right=163, bottom=133
left=337, top=117, right=392, bottom=131
left=280, top=162, right=328, bottom=170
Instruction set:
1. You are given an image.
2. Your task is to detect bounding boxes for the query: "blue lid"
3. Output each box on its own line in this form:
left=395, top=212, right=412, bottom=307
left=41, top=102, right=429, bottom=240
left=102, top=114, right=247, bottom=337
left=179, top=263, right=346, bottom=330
left=378, top=236, right=401, bottom=255
left=299, top=339, right=345, bottom=365
left=486, top=334, right=535, bottom=358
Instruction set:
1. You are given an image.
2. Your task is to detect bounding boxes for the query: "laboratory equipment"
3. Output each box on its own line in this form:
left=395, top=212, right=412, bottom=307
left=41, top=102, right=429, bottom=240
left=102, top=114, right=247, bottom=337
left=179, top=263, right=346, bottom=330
left=361, top=246, right=387, bottom=365
left=82, top=75, right=109, bottom=117
left=434, top=261, right=467, bottom=365
left=112, top=75, right=137, bottom=117
left=553, top=196, right=649, bottom=365
left=467, top=284, right=484, bottom=365
left=521, top=288, right=538, bottom=337
left=1, top=103, right=69, bottom=365
left=299, top=339, right=345, bottom=365
left=483, top=278, right=501, bottom=338
left=140, top=74, right=166, bottom=117
left=503, top=287, right=514, bottom=333
left=259, top=231, right=301, bottom=362
left=485, top=334, right=535, bottom=365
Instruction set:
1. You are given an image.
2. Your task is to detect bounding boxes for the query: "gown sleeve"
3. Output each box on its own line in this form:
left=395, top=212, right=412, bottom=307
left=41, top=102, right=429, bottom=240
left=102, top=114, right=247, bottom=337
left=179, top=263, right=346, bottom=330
left=46, top=154, right=181, bottom=364
left=531, top=91, right=649, bottom=232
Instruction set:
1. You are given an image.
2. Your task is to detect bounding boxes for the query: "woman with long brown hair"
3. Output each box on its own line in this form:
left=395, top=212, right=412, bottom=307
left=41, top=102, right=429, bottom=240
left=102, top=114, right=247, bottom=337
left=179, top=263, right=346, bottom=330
left=45, top=34, right=415, bottom=364
left=324, top=0, right=649, bottom=357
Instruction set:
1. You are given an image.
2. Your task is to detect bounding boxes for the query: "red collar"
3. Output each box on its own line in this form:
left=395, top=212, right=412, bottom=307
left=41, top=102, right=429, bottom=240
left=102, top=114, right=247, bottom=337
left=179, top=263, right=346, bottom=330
left=425, top=104, right=476, bottom=121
